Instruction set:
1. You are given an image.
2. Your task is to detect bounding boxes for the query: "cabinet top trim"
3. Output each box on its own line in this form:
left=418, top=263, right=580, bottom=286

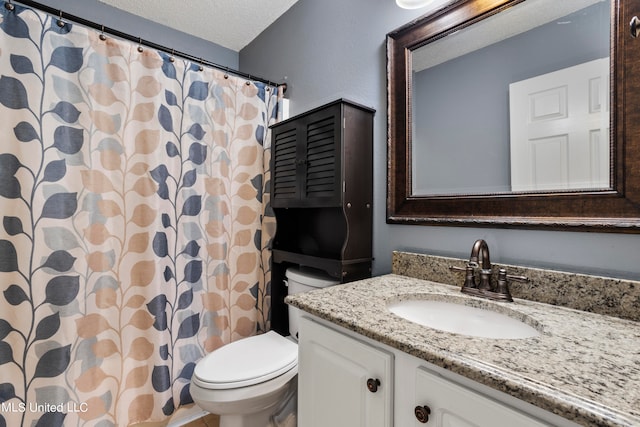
left=270, top=98, right=376, bottom=129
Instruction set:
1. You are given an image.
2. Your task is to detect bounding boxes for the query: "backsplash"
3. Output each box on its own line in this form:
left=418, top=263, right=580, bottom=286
left=392, top=251, right=640, bottom=322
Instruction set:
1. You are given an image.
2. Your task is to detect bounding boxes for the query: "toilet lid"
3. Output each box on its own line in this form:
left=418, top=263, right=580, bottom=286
left=193, top=331, right=297, bottom=389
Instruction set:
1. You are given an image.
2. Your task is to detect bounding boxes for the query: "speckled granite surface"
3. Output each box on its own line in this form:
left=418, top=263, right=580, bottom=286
left=286, top=274, right=640, bottom=427
left=392, top=251, right=640, bottom=322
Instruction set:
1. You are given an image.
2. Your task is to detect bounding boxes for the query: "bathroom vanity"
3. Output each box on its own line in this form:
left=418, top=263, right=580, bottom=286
left=286, top=253, right=640, bottom=427
left=297, top=316, right=572, bottom=427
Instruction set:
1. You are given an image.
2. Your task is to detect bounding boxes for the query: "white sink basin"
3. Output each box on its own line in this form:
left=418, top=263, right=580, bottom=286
left=387, top=298, right=540, bottom=339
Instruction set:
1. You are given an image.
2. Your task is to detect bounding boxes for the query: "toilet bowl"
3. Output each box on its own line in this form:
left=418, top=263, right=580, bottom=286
left=190, top=331, right=298, bottom=427
left=191, top=267, right=339, bottom=427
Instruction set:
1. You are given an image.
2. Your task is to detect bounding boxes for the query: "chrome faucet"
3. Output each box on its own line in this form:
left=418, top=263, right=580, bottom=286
left=449, top=239, right=529, bottom=302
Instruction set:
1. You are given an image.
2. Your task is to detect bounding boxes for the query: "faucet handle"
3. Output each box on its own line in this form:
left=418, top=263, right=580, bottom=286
left=495, top=269, right=529, bottom=301
left=505, top=272, right=529, bottom=283
left=449, top=265, right=477, bottom=289
left=495, top=269, right=513, bottom=301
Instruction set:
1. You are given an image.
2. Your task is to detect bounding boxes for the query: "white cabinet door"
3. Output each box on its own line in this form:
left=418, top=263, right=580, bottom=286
left=414, top=367, right=549, bottom=427
left=298, top=317, right=393, bottom=427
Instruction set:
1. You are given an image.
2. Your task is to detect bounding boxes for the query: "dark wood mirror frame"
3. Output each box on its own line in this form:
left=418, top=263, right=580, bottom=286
left=387, top=0, right=640, bottom=232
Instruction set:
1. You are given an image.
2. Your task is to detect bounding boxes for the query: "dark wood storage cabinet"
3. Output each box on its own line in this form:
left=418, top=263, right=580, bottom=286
left=270, top=99, right=374, bottom=334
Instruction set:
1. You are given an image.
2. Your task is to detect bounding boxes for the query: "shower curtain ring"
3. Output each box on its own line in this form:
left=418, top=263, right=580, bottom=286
left=224, top=67, right=229, bottom=79
left=137, top=37, right=144, bottom=53
left=169, top=49, right=175, bottom=63
left=4, top=1, right=14, bottom=11
left=99, top=25, right=107, bottom=41
left=246, top=75, right=252, bottom=86
left=57, top=11, right=65, bottom=27
left=198, top=58, right=204, bottom=72
left=266, top=81, right=272, bottom=92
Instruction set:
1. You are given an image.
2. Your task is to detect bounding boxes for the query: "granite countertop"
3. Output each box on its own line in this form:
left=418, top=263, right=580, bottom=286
left=286, top=274, right=640, bottom=427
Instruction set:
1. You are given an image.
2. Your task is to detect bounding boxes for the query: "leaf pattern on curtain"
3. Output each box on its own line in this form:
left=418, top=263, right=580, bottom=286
left=0, top=5, right=278, bottom=426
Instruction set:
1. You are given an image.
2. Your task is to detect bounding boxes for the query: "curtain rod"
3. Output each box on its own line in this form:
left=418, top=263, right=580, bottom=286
left=5, top=0, right=286, bottom=92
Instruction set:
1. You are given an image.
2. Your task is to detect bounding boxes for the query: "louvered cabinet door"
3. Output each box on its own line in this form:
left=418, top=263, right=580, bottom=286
left=301, top=105, right=342, bottom=206
left=272, top=121, right=300, bottom=205
left=271, top=103, right=342, bottom=208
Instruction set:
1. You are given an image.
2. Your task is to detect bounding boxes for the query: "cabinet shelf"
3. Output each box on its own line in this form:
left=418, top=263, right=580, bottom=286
left=273, top=249, right=372, bottom=280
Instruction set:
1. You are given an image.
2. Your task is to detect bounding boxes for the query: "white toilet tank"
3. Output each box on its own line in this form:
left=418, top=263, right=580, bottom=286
left=286, top=267, right=339, bottom=339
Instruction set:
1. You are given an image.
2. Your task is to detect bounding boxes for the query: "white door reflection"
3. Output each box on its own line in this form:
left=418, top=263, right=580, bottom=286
left=509, top=57, right=610, bottom=192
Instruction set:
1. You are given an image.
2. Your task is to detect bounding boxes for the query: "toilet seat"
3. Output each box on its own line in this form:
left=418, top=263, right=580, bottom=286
left=193, top=331, right=297, bottom=390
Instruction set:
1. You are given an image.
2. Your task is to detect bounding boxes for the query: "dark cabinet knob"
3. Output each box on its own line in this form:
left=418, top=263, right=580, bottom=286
left=631, top=16, right=640, bottom=38
left=366, top=378, right=380, bottom=393
left=414, top=405, right=431, bottom=423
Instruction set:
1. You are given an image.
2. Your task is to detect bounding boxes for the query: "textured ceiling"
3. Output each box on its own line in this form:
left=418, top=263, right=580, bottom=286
left=97, top=0, right=298, bottom=51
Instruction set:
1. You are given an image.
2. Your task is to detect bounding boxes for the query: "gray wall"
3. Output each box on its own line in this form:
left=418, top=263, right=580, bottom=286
left=240, top=0, right=640, bottom=280
left=30, top=0, right=238, bottom=69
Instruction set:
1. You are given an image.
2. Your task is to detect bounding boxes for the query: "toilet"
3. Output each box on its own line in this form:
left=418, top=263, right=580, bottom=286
left=190, top=267, right=339, bottom=427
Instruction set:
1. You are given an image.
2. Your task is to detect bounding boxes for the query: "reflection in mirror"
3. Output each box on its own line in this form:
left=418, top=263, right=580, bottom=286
left=411, top=0, right=610, bottom=195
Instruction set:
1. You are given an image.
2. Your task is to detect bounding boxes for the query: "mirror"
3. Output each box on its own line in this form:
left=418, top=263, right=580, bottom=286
left=387, top=0, right=640, bottom=231
left=412, top=0, right=609, bottom=195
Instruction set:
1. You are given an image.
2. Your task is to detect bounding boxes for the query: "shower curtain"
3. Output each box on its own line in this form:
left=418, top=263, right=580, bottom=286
left=0, top=4, right=279, bottom=426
